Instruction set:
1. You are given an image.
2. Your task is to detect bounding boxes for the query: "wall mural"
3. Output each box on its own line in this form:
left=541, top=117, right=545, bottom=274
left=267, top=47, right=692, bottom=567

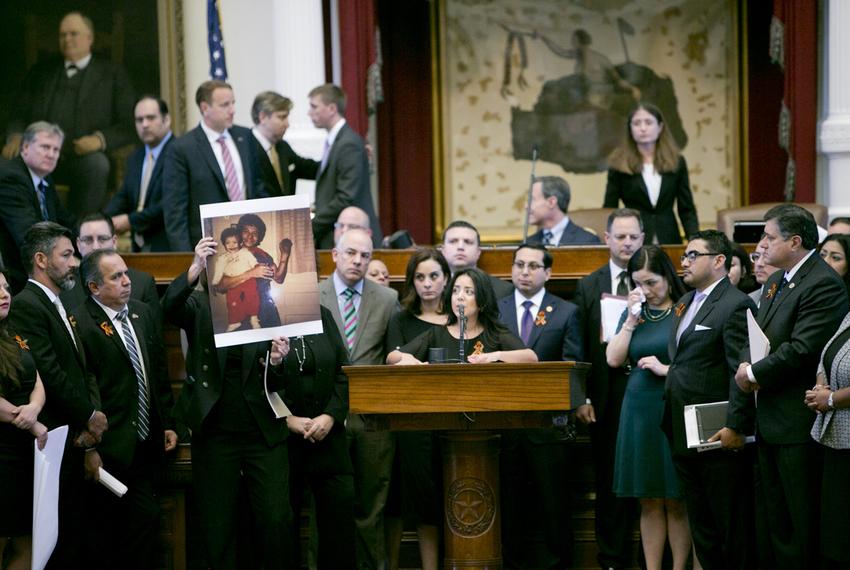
left=438, top=0, right=738, bottom=240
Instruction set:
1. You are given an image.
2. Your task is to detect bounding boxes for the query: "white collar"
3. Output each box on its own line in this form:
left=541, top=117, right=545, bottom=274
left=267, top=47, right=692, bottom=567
left=695, top=276, right=725, bottom=298
left=92, top=297, right=126, bottom=321
left=65, top=53, right=92, bottom=70
left=514, top=287, right=546, bottom=311
left=251, top=127, right=274, bottom=152
left=325, top=118, right=347, bottom=147
left=200, top=120, right=229, bottom=143
left=333, top=270, right=363, bottom=296
left=784, top=249, right=816, bottom=282
left=28, top=279, right=59, bottom=303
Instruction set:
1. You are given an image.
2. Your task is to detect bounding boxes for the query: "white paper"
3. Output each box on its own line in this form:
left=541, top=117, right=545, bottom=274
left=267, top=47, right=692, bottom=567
left=97, top=467, right=128, bottom=497
left=746, top=309, right=770, bottom=363
left=264, top=350, right=292, bottom=419
left=600, top=294, right=628, bottom=343
left=32, top=425, right=69, bottom=570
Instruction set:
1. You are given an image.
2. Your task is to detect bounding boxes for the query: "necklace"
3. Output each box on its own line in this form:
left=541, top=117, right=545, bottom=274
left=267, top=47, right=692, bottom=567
left=292, top=336, right=306, bottom=372
left=642, top=305, right=672, bottom=322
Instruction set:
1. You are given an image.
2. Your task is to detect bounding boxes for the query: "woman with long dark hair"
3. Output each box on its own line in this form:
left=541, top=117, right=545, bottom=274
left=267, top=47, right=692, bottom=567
left=604, top=103, right=698, bottom=244
left=384, top=248, right=451, bottom=570
left=606, top=246, right=693, bottom=570
left=819, top=233, right=850, bottom=295
left=0, top=267, right=48, bottom=570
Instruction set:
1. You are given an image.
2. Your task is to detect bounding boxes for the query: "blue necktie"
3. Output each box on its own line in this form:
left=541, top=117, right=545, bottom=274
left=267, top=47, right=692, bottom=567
left=520, top=300, right=534, bottom=345
left=36, top=181, right=49, bottom=220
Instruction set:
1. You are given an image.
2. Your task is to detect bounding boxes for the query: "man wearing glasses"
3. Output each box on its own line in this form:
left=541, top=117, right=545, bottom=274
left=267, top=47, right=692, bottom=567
left=497, top=243, right=584, bottom=569
left=664, top=229, right=757, bottom=569
left=319, top=227, right=397, bottom=569
left=747, top=250, right=780, bottom=308
left=333, top=206, right=372, bottom=245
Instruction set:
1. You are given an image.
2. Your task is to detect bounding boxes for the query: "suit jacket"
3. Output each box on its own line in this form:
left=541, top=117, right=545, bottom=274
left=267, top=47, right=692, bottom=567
left=748, top=254, right=849, bottom=444
left=663, top=278, right=757, bottom=456
left=604, top=156, right=698, bottom=244
left=0, top=156, right=73, bottom=292
left=162, top=271, right=287, bottom=445
left=312, top=123, right=381, bottom=248
left=527, top=220, right=602, bottom=246
left=163, top=124, right=267, bottom=251
left=61, top=267, right=160, bottom=320
left=104, top=136, right=175, bottom=252
left=498, top=291, right=585, bottom=409
left=488, top=272, right=514, bottom=299
left=72, top=298, right=174, bottom=470
left=252, top=137, right=319, bottom=197
left=8, top=56, right=135, bottom=150
left=574, top=263, right=629, bottom=420
left=319, top=276, right=397, bottom=365
left=9, top=282, right=96, bottom=430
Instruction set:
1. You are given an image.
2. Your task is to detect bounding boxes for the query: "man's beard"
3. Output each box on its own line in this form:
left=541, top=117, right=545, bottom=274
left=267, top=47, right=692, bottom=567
left=47, top=265, right=76, bottom=291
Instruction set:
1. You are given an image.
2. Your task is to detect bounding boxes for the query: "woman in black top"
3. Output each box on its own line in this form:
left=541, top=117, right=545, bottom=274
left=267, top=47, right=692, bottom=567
left=282, top=306, right=355, bottom=569
left=604, top=103, right=698, bottom=244
left=387, top=267, right=537, bottom=365
left=0, top=268, right=48, bottom=569
left=384, top=248, right=450, bottom=570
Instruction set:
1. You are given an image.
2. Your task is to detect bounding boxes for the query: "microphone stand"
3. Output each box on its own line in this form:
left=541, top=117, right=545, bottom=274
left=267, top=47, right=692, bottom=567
left=458, top=304, right=466, bottom=364
left=521, top=144, right=539, bottom=243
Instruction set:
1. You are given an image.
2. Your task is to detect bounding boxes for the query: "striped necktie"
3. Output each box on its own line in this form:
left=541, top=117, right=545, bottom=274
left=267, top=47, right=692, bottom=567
left=342, top=288, right=358, bottom=351
left=116, top=309, right=150, bottom=440
left=36, top=181, right=50, bottom=220
left=217, top=135, right=243, bottom=201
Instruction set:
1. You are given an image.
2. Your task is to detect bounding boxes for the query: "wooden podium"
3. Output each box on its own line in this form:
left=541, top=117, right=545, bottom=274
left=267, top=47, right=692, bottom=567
left=346, top=362, right=588, bottom=570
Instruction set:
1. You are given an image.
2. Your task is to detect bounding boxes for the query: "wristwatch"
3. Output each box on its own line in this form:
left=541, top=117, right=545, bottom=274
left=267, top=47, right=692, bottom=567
left=827, top=391, right=835, bottom=411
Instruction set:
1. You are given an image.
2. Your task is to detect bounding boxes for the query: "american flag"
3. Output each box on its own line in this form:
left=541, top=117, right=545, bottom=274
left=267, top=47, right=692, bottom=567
left=207, top=0, right=228, bottom=80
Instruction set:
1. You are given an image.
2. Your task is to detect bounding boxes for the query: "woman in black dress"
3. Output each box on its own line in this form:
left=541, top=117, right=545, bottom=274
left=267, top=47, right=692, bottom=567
left=282, top=306, right=355, bottom=569
left=384, top=248, right=450, bottom=570
left=387, top=267, right=537, bottom=365
left=604, top=103, right=698, bottom=244
left=0, top=268, right=48, bottom=570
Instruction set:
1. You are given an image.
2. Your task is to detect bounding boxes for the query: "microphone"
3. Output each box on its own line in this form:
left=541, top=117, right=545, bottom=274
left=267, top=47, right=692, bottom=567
left=522, top=144, right=540, bottom=242
left=458, top=303, right=467, bottom=364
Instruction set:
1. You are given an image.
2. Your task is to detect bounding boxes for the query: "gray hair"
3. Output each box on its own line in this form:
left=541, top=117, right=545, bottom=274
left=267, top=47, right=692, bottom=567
left=22, top=121, right=64, bottom=145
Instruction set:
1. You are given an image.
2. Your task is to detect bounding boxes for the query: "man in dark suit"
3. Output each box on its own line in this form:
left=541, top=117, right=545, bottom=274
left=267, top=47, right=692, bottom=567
left=60, top=212, right=159, bottom=316
left=664, top=230, right=756, bottom=570
left=497, top=243, right=583, bottom=569
left=163, top=237, right=294, bottom=569
left=8, top=221, right=107, bottom=568
left=526, top=176, right=601, bottom=246
left=319, top=228, right=398, bottom=569
left=250, top=90, right=319, bottom=197
left=104, top=95, right=174, bottom=252
left=3, top=12, right=136, bottom=218
left=441, top=220, right=514, bottom=299
left=0, top=122, right=74, bottom=293
left=573, top=208, right=644, bottom=569
left=163, top=80, right=267, bottom=251
left=72, top=249, right=177, bottom=569
left=307, top=84, right=381, bottom=248
left=735, top=205, right=848, bottom=569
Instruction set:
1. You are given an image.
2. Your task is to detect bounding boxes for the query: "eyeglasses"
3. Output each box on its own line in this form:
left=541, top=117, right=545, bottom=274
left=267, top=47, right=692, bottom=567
left=749, top=252, right=761, bottom=262
left=680, top=251, right=720, bottom=263
left=512, top=261, right=545, bottom=272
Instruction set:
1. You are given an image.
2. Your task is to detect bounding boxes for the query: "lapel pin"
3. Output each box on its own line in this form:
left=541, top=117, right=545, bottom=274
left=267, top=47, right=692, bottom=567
left=788, top=282, right=795, bottom=290
left=545, top=305, right=552, bottom=313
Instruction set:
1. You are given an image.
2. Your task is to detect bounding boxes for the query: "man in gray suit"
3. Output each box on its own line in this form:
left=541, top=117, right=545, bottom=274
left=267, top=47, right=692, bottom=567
left=308, top=84, right=381, bottom=248
left=319, top=228, right=397, bottom=569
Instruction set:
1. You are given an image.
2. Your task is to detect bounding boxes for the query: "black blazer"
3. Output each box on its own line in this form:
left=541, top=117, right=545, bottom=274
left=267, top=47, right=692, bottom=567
left=748, top=254, right=849, bottom=444
left=8, top=56, right=136, bottom=149
left=162, top=271, right=287, bottom=445
left=163, top=124, right=267, bottom=251
left=663, top=278, right=757, bottom=455
left=61, top=267, right=160, bottom=320
left=72, top=298, right=174, bottom=470
left=604, top=156, right=698, bottom=244
left=104, top=136, right=175, bottom=252
left=9, top=282, right=96, bottom=430
left=0, top=156, right=73, bottom=292
left=527, top=221, right=602, bottom=246
left=282, top=306, right=352, bottom=475
left=498, top=290, right=585, bottom=409
left=312, top=123, right=381, bottom=248
left=251, top=136, right=319, bottom=197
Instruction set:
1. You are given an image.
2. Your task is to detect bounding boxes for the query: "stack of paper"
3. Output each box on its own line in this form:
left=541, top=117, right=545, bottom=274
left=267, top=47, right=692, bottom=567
left=32, top=425, right=68, bottom=570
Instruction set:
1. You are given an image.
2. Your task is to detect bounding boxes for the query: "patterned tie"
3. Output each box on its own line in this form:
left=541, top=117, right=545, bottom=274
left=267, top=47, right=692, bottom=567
left=116, top=309, right=150, bottom=440
left=52, top=297, right=77, bottom=350
left=676, top=291, right=707, bottom=345
left=268, top=144, right=284, bottom=190
left=542, top=230, right=554, bottom=246
left=217, top=135, right=243, bottom=201
left=616, top=271, right=629, bottom=296
left=342, top=288, right=358, bottom=351
left=319, top=138, right=331, bottom=174
left=36, top=181, right=49, bottom=220
left=520, top=300, right=535, bottom=345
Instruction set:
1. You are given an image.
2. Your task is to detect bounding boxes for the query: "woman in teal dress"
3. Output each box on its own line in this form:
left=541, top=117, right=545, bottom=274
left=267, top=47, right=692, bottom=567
left=606, top=246, right=693, bottom=570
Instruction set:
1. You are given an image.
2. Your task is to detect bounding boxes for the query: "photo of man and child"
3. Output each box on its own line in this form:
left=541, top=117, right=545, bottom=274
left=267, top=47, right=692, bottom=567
left=200, top=195, right=323, bottom=347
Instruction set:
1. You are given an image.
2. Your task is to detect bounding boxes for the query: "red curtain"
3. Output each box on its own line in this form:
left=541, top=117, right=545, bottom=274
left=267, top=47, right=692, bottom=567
left=336, top=0, right=376, bottom=138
